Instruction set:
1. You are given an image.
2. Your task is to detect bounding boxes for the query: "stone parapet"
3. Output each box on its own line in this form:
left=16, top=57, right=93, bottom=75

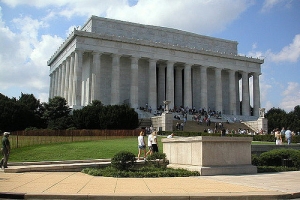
left=162, top=136, right=257, bottom=175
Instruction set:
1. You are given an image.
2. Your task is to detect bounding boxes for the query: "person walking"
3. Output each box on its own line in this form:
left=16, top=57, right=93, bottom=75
left=137, top=131, right=146, bottom=160
left=285, top=127, right=292, bottom=145
left=274, top=128, right=282, bottom=145
left=146, top=132, right=153, bottom=156
left=0, top=132, right=11, bottom=169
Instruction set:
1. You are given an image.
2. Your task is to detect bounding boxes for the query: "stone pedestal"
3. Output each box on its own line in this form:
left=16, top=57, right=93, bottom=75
left=162, top=136, right=257, bottom=175
left=257, top=117, right=268, bottom=133
left=161, top=112, right=173, bottom=131
left=151, top=112, right=173, bottom=131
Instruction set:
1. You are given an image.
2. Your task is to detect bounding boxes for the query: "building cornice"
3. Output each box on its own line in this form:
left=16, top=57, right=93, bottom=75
left=47, top=30, right=264, bottom=66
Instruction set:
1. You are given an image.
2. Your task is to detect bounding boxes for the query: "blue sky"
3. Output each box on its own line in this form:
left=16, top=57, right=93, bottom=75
left=0, top=0, right=299, bottom=112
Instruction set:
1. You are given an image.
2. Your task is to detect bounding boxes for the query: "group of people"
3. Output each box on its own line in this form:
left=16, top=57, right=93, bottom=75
left=137, top=131, right=159, bottom=160
left=137, top=131, right=174, bottom=160
left=274, top=127, right=294, bottom=145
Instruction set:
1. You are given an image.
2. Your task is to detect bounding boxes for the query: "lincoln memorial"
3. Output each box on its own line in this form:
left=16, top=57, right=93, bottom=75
left=47, top=15, right=264, bottom=117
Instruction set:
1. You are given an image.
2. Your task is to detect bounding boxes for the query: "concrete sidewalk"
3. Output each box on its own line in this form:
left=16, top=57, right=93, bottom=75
left=1, top=170, right=300, bottom=199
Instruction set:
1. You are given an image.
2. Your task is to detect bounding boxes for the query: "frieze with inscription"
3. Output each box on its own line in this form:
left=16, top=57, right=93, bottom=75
left=90, top=16, right=237, bottom=54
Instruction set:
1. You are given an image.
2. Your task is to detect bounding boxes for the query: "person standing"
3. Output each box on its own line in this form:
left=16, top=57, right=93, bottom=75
left=0, top=132, right=11, bottom=169
left=285, top=127, right=292, bottom=145
left=151, top=131, right=159, bottom=153
left=137, top=131, right=146, bottom=160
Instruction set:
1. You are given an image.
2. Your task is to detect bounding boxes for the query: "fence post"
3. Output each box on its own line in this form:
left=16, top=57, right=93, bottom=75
left=17, top=131, right=19, bottom=148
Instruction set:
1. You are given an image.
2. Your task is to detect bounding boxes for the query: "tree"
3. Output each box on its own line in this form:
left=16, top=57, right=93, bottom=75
left=42, top=96, right=72, bottom=130
left=73, top=100, right=104, bottom=129
left=18, top=93, right=46, bottom=128
left=0, top=93, right=35, bottom=131
left=265, top=107, right=287, bottom=132
left=287, top=106, right=300, bottom=133
left=73, top=102, right=139, bottom=130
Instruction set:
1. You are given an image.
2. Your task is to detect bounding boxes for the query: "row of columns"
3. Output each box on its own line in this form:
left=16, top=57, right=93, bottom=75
left=49, top=50, right=261, bottom=116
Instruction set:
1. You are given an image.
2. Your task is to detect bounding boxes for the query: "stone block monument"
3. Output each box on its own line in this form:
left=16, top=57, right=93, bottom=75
left=151, top=100, right=173, bottom=131
left=162, top=136, right=257, bottom=175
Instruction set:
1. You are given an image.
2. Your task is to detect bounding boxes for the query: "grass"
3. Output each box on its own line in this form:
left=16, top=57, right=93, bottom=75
left=252, top=141, right=276, bottom=145
left=9, top=137, right=164, bottom=162
left=9, top=136, right=276, bottom=162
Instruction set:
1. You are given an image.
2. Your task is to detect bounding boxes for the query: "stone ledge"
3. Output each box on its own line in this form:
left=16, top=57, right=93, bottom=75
left=167, top=164, right=257, bottom=176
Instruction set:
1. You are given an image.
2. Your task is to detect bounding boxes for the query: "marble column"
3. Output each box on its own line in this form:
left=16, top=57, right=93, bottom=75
left=215, top=68, right=222, bottom=113
left=200, top=66, right=208, bottom=111
left=60, top=61, right=66, bottom=99
left=91, top=52, right=101, bottom=102
left=253, top=72, right=260, bottom=117
left=49, top=73, right=54, bottom=99
left=148, top=59, right=157, bottom=111
left=83, top=56, right=92, bottom=106
left=130, top=56, right=139, bottom=109
left=166, top=61, right=175, bottom=110
left=184, top=64, right=192, bottom=109
left=242, top=71, right=250, bottom=116
left=111, top=54, right=121, bottom=105
left=228, top=69, right=237, bottom=115
left=73, top=49, right=83, bottom=107
left=53, top=69, right=58, bottom=97
left=64, top=57, right=70, bottom=102
left=236, top=72, right=240, bottom=115
left=157, top=64, right=166, bottom=109
left=57, top=65, right=62, bottom=97
left=175, top=66, right=183, bottom=108
left=68, top=54, right=74, bottom=106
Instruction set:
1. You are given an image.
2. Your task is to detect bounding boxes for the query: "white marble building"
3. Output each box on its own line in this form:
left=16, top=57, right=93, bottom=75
left=47, top=16, right=263, bottom=117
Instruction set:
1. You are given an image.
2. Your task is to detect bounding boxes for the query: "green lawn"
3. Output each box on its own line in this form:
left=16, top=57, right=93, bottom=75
left=9, top=136, right=275, bottom=162
left=9, top=137, right=164, bottom=162
left=252, top=141, right=276, bottom=145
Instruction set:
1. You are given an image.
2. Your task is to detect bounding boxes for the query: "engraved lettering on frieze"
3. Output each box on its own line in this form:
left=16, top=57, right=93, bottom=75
left=169, top=50, right=175, bottom=55
left=114, top=42, right=122, bottom=48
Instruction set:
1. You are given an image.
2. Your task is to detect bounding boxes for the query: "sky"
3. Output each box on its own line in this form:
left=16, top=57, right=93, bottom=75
left=0, top=0, right=299, bottom=113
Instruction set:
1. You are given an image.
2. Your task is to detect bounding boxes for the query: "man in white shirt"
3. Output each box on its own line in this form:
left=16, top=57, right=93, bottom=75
left=285, top=127, right=292, bottom=145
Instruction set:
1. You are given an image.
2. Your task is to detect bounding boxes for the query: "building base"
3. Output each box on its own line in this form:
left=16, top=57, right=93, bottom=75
left=167, top=164, right=257, bottom=176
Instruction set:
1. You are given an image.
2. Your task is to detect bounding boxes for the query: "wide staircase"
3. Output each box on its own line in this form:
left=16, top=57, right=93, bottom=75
left=136, top=108, right=256, bottom=133
left=173, top=120, right=251, bottom=133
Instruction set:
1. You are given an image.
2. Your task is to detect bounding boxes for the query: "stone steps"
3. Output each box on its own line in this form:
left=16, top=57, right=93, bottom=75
left=4, top=159, right=148, bottom=173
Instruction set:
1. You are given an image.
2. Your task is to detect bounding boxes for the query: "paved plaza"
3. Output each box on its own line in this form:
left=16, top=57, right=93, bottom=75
left=0, top=169, right=299, bottom=199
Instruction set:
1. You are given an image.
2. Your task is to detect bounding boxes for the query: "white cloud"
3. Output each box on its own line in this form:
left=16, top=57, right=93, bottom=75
left=258, top=74, right=273, bottom=109
left=261, top=0, right=292, bottom=12
left=107, top=0, right=250, bottom=34
left=261, top=0, right=282, bottom=12
left=280, top=82, right=300, bottom=111
left=2, top=0, right=251, bottom=35
left=0, top=8, right=63, bottom=102
left=1, top=0, right=71, bottom=8
left=267, top=34, right=300, bottom=63
left=2, top=0, right=125, bottom=18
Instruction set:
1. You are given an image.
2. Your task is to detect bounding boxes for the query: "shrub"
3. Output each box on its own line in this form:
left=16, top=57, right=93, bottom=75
left=82, top=166, right=200, bottom=177
left=257, top=166, right=298, bottom=173
left=252, top=149, right=300, bottom=169
left=111, top=151, right=136, bottom=171
left=25, top=127, right=38, bottom=131
left=146, top=152, right=168, bottom=168
left=251, top=154, right=260, bottom=166
left=147, top=152, right=166, bottom=161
